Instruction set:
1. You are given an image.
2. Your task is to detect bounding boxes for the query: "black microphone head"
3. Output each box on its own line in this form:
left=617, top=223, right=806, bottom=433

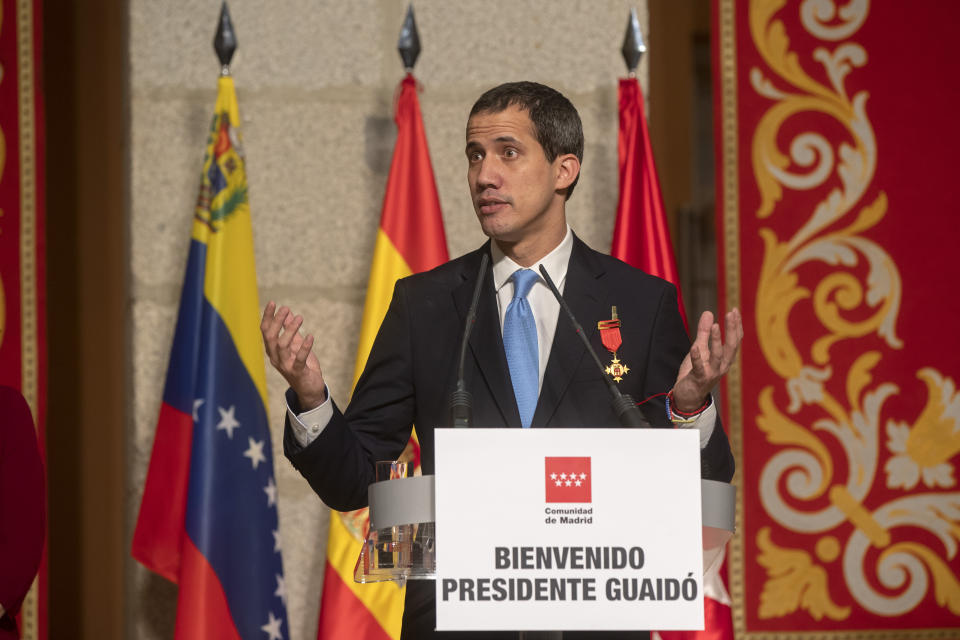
left=449, top=388, right=472, bottom=428
left=614, top=394, right=650, bottom=428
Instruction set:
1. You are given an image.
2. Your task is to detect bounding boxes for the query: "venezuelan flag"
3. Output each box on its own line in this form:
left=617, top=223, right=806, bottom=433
left=316, top=73, right=448, bottom=640
left=133, top=76, right=289, bottom=640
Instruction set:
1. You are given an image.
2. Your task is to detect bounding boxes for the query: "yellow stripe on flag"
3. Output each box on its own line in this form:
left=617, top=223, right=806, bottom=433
left=192, top=77, right=269, bottom=408
left=352, top=229, right=414, bottom=391
left=204, top=207, right=269, bottom=407
left=322, top=231, right=414, bottom=640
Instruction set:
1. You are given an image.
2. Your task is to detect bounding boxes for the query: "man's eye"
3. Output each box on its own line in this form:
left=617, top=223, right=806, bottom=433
left=468, top=151, right=482, bottom=162
left=504, top=148, right=518, bottom=158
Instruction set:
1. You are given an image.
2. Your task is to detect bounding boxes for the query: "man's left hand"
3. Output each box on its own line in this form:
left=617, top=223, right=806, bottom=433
left=672, top=309, right=743, bottom=413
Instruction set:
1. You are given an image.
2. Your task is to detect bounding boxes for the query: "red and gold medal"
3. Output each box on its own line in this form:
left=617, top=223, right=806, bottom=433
left=598, top=306, right=630, bottom=382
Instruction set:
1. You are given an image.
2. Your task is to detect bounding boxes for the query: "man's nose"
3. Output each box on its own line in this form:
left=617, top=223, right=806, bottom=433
left=473, top=156, right=501, bottom=191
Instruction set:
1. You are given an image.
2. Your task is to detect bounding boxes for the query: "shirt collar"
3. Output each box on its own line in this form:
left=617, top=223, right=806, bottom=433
left=491, top=225, right=574, bottom=292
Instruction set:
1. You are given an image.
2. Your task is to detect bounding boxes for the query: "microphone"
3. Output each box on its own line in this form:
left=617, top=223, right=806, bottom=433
left=538, top=265, right=649, bottom=428
left=449, top=252, right=490, bottom=428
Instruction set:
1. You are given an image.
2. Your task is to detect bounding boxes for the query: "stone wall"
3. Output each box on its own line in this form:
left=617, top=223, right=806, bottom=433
left=127, top=1, right=648, bottom=637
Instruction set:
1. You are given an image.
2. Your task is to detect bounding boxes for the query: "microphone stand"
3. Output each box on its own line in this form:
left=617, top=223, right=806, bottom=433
left=538, top=265, right=648, bottom=428
left=449, top=252, right=489, bottom=427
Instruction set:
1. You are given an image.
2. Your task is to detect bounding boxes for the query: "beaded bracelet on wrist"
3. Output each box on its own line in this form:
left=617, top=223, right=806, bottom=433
left=665, top=390, right=711, bottom=424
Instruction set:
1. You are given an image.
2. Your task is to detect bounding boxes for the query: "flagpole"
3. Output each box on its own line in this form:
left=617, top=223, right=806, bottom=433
left=397, top=3, right=421, bottom=73
left=621, top=6, right=645, bottom=77
left=214, top=1, right=237, bottom=75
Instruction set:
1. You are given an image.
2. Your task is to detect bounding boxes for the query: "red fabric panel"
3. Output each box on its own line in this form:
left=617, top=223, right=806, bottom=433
left=0, top=1, right=24, bottom=390
left=715, top=0, right=960, bottom=635
left=0, top=0, right=47, bottom=635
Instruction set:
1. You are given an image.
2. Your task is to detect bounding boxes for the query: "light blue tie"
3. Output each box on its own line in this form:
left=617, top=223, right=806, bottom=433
left=503, top=268, right=539, bottom=428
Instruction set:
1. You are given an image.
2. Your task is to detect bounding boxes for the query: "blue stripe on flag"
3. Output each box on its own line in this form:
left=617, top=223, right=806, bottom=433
left=182, top=280, right=288, bottom=639
left=163, top=239, right=207, bottom=415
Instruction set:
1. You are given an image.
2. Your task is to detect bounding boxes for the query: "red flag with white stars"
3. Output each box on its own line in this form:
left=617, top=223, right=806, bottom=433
left=544, top=457, right=591, bottom=503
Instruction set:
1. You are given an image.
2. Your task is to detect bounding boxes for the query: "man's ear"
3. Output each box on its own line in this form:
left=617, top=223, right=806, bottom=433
left=554, top=153, right=581, bottom=191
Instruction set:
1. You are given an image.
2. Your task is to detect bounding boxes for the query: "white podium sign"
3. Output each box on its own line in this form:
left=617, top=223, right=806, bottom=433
left=434, top=428, right=704, bottom=632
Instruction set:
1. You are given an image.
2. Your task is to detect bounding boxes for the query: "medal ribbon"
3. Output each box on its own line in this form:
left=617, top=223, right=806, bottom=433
left=597, top=318, right=622, bottom=355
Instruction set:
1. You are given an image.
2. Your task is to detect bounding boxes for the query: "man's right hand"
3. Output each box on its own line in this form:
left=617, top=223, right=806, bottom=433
left=260, top=301, right=328, bottom=411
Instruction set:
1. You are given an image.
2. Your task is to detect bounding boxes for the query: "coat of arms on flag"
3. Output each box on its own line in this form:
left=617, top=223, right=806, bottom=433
left=545, top=457, right=592, bottom=503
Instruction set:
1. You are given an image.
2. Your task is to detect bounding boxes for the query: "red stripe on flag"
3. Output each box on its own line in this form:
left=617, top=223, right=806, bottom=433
left=132, top=402, right=193, bottom=582
left=379, top=74, right=448, bottom=273
left=173, top=535, right=244, bottom=640
left=611, top=77, right=688, bottom=328
left=317, top=561, right=393, bottom=640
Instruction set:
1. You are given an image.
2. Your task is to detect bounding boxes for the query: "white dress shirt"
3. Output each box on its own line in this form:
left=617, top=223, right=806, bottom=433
left=288, top=226, right=714, bottom=447
left=490, top=225, right=574, bottom=392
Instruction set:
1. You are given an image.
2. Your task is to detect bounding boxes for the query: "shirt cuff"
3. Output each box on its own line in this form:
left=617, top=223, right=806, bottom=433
left=286, top=387, right=334, bottom=447
left=669, top=399, right=717, bottom=449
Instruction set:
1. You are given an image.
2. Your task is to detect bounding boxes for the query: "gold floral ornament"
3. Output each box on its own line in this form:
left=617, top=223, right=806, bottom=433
left=756, top=526, right=850, bottom=620
left=878, top=543, right=960, bottom=615
left=746, top=0, right=960, bottom=625
left=843, top=495, right=960, bottom=616
left=885, top=368, right=960, bottom=490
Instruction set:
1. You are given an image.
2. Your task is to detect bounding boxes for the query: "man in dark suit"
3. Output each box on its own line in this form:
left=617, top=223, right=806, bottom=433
left=262, top=82, right=741, bottom=639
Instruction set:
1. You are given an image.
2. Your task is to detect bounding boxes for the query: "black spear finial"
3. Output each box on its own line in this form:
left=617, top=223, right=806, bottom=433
left=397, top=4, right=421, bottom=71
left=621, top=7, right=646, bottom=75
left=214, top=2, right=238, bottom=73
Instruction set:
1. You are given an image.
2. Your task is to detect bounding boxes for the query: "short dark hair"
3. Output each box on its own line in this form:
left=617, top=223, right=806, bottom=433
left=469, top=81, right=584, bottom=200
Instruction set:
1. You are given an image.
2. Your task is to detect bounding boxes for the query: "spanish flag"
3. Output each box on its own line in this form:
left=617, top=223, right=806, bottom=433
left=316, top=74, right=448, bottom=640
left=611, top=77, right=688, bottom=328
left=132, top=76, right=290, bottom=639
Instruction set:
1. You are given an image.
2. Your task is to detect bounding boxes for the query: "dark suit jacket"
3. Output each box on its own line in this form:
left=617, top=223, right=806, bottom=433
left=285, top=235, right=734, bottom=639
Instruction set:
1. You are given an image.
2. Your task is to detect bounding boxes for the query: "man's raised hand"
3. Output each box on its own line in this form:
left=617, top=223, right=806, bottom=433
left=260, top=301, right=328, bottom=411
left=672, top=308, right=743, bottom=413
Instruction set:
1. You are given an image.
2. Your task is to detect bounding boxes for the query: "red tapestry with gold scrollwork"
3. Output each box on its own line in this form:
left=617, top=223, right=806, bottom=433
left=0, top=0, right=46, bottom=639
left=714, top=1, right=960, bottom=638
